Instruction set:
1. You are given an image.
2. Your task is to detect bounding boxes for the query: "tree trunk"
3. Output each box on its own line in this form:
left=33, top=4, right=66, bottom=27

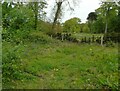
left=52, top=2, right=62, bottom=32
left=101, top=35, right=104, bottom=46
left=105, top=20, right=107, bottom=34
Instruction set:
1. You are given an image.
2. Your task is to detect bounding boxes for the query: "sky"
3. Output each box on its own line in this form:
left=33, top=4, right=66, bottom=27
left=45, top=0, right=101, bottom=23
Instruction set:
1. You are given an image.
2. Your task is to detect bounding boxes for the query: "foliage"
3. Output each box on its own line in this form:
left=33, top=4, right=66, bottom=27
left=37, top=20, right=52, bottom=33
left=79, top=23, right=89, bottom=33
left=93, top=2, right=119, bottom=34
left=2, top=2, right=13, bottom=29
left=11, top=7, right=34, bottom=30
left=104, top=32, right=119, bottom=43
left=108, top=7, right=120, bottom=33
left=3, top=5, right=34, bottom=30
left=63, top=17, right=81, bottom=33
left=87, top=12, right=97, bottom=33
left=26, top=31, right=55, bottom=44
left=28, top=1, right=47, bottom=30
left=92, top=18, right=105, bottom=33
left=2, top=44, right=24, bottom=84
left=2, top=2, right=35, bottom=43
left=87, top=12, right=97, bottom=21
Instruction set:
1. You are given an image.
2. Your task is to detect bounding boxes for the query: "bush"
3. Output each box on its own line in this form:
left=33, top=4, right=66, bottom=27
left=104, top=32, right=119, bottom=43
left=25, top=31, right=54, bottom=44
left=2, top=47, right=23, bottom=84
left=2, top=29, right=30, bottom=44
left=105, top=40, right=115, bottom=47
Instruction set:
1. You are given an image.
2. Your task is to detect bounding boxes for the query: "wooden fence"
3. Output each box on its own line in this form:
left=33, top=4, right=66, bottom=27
left=52, top=33, right=119, bottom=44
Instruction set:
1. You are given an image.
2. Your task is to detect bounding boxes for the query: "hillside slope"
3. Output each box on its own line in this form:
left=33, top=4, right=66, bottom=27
left=3, top=31, right=118, bottom=89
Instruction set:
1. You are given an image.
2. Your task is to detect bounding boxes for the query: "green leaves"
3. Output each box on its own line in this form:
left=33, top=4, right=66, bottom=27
left=2, top=46, right=23, bottom=83
left=63, top=17, right=81, bottom=33
left=93, top=2, right=120, bottom=33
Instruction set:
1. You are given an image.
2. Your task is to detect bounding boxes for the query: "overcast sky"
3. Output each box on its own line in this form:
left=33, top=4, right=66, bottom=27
left=45, top=0, right=101, bottom=23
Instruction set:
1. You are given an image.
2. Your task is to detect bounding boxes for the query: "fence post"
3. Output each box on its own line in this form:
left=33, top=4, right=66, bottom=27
left=101, top=35, right=104, bottom=46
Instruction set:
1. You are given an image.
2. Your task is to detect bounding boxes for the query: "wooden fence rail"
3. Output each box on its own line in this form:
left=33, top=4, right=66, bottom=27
left=51, top=33, right=119, bottom=45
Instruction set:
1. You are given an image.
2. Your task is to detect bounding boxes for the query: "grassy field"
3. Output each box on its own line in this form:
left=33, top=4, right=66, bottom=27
left=72, top=33, right=103, bottom=38
left=2, top=31, right=118, bottom=89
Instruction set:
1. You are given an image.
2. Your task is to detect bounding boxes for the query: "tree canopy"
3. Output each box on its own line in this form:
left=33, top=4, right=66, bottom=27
left=63, top=17, right=81, bottom=33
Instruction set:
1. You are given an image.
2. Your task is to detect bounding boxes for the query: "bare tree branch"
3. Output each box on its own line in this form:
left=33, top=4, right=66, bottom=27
left=66, top=0, right=74, bottom=11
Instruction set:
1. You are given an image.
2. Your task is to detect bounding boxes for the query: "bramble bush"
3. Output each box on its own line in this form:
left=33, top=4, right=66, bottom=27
left=2, top=46, right=24, bottom=84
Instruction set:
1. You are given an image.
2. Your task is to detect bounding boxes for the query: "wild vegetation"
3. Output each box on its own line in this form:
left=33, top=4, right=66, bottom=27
left=1, top=0, right=119, bottom=89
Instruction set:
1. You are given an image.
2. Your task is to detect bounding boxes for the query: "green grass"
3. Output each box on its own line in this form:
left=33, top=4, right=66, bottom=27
left=72, top=33, right=104, bottom=40
left=73, top=33, right=103, bottom=37
left=2, top=32, right=118, bottom=89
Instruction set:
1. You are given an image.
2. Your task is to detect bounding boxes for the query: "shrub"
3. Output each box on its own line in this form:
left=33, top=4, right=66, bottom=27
left=2, top=47, right=23, bottom=84
left=104, top=32, right=119, bottom=43
left=2, top=29, right=30, bottom=44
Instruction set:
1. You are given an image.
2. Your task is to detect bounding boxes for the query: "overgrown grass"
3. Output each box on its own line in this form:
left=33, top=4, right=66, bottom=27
left=72, top=33, right=103, bottom=41
left=2, top=31, right=118, bottom=89
left=73, top=33, right=103, bottom=38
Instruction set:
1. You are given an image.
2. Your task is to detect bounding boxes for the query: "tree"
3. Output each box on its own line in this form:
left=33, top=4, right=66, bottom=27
left=95, top=2, right=119, bottom=33
left=92, top=2, right=119, bottom=45
left=2, top=1, right=36, bottom=43
left=28, top=1, right=47, bottom=30
left=101, top=2, right=111, bottom=34
left=2, top=2, right=13, bottom=29
left=87, top=12, right=97, bottom=21
left=92, top=18, right=105, bottom=33
left=108, top=6, right=120, bottom=33
left=80, top=23, right=89, bottom=33
left=79, top=23, right=84, bottom=33
left=63, top=17, right=81, bottom=33
left=52, top=0, right=63, bottom=32
left=87, top=12, right=97, bottom=33
left=51, top=0, right=79, bottom=34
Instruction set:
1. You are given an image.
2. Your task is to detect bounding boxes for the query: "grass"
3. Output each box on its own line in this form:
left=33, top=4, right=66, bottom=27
left=2, top=31, right=118, bottom=89
left=72, top=33, right=104, bottom=40
left=73, top=33, right=103, bottom=37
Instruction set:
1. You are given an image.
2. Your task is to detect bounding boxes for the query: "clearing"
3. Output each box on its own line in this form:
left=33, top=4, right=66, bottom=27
left=3, top=31, right=118, bottom=89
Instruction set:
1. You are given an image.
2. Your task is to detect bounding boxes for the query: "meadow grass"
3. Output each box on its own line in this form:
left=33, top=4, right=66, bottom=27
left=72, top=33, right=104, bottom=41
left=73, top=33, right=103, bottom=37
left=2, top=32, right=118, bottom=89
